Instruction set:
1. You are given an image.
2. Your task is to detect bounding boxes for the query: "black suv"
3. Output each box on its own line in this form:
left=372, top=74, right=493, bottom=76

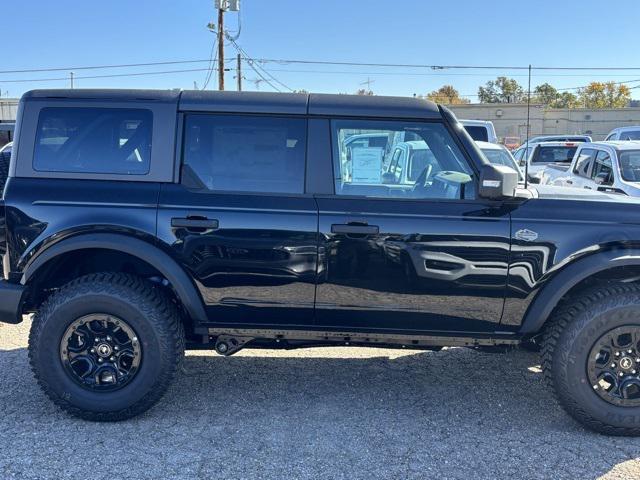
left=2, top=89, right=640, bottom=434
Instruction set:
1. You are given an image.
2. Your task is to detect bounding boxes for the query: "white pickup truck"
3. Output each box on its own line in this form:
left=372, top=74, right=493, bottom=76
left=522, top=141, right=580, bottom=183
left=539, top=141, right=640, bottom=196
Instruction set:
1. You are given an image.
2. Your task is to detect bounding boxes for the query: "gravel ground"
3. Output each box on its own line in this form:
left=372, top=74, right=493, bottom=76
left=1, top=318, right=640, bottom=480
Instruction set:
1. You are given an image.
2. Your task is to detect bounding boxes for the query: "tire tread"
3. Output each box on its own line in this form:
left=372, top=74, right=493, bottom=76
left=28, top=272, right=185, bottom=421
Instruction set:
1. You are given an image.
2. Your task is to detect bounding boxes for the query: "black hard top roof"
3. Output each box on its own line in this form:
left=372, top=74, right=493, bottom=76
left=23, top=89, right=442, bottom=119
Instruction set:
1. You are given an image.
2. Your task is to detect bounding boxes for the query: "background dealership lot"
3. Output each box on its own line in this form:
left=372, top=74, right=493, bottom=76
left=1, top=318, right=639, bottom=480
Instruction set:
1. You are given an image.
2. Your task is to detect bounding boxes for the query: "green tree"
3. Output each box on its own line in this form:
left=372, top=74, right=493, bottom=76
left=356, top=88, right=374, bottom=96
left=477, top=77, right=524, bottom=103
left=532, top=83, right=579, bottom=108
left=578, top=81, right=631, bottom=108
left=533, top=83, right=558, bottom=105
left=426, top=85, right=470, bottom=104
left=552, top=91, right=579, bottom=109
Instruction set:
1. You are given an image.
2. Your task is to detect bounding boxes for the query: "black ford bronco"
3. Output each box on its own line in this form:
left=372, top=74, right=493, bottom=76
left=2, top=89, right=640, bottom=434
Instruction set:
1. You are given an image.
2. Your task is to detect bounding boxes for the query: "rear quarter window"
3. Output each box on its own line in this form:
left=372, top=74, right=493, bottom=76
left=463, top=126, right=489, bottom=142
left=33, top=107, right=152, bottom=175
left=532, top=146, right=578, bottom=164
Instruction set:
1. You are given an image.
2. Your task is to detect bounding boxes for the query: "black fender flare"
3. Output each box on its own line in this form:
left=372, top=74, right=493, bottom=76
left=520, top=248, right=640, bottom=334
left=21, top=233, right=207, bottom=323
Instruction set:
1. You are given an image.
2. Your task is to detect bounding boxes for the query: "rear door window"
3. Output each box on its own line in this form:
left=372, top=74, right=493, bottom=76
left=34, top=107, right=152, bottom=175
left=591, top=150, right=613, bottom=185
left=573, top=148, right=596, bottom=177
left=182, top=114, right=307, bottom=194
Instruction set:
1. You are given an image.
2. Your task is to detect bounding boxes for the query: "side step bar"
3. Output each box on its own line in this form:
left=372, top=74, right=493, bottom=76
left=206, top=327, right=520, bottom=355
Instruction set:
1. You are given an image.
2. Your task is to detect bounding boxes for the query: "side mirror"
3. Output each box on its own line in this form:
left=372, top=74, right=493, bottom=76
left=479, top=164, right=519, bottom=200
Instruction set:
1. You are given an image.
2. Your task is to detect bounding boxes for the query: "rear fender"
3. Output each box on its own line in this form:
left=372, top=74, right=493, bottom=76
left=22, top=233, right=207, bottom=323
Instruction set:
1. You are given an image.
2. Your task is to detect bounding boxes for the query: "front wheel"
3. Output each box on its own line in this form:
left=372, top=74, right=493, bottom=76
left=28, top=273, right=185, bottom=421
left=542, top=283, right=640, bottom=435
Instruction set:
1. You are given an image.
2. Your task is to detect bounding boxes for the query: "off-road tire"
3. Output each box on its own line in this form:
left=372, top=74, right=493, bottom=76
left=542, top=282, right=640, bottom=435
left=28, top=272, right=185, bottom=421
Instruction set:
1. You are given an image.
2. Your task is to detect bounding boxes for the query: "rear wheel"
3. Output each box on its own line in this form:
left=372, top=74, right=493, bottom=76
left=29, top=272, right=185, bottom=421
left=542, top=283, right=640, bottom=435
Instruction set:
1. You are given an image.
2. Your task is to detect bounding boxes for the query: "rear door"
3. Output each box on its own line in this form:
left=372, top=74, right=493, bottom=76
left=590, top=149, right=617, bottom=192
left=157, top=112, right=318, bottom=328
left=313, top=118, right=511, bottom=333
left=568, top=147, right=597, bottom=189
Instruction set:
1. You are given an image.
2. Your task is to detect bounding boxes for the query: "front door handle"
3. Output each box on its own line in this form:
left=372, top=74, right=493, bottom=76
left=171, top=217, right=219, bottom=231
left=331, top=224, right=379, bottom=235
left=584, top=186, right=592, bottom=190
left=566, top=179, right=573, bottom=185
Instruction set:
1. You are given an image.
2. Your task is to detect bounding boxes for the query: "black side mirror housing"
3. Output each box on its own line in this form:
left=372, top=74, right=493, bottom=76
left=478, top=164, right=519, bottom=200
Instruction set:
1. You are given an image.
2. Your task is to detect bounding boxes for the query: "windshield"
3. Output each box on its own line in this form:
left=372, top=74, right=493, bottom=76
left=618, top=150, right=640, bottom=182
left=464, top=126, right=489, bottom=142
left=481, top=148, right=524, bottom=181
left=532, top=146, right=577, bottom=164
left=619, top=130, right=640, bottom=141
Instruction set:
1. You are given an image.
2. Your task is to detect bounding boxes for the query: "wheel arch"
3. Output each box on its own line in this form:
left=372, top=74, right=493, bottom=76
left=520, top=248, right=640, bottom=334
left=21, top=233, right=207, bottom=324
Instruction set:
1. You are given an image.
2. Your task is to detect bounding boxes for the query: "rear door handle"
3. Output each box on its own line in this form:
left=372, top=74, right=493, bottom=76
left=584, top=186, right=592, bottom=190
left=331, top=224, right=379, bottom=235
left=566, top=180, right=573, bottom=185
left=171, top=217, right=219, bottom=230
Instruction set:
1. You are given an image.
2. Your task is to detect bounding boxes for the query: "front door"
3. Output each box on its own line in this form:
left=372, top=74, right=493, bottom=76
left=157, top=113, right=318, bottom=327
left=315, top=118, right=511, bottom=333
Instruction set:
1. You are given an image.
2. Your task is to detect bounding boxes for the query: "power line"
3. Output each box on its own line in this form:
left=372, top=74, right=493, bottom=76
left=3, top=57, right=639, bottom=77
left=201, top=36, right=218, bottom=89
left=227, top=38, right=294, bottom=92
left=254, top=58, right=640, bottom=72
left=0, top=59, right=235, bottom=75
left=0, top=67, right=215, bottom=84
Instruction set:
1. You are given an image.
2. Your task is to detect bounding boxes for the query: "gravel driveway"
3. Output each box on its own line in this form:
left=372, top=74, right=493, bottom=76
left=1, top=318, right=639, bottom=480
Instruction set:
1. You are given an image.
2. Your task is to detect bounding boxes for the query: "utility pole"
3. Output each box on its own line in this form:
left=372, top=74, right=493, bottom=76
left=524, top=64, right=532, bottom=189
left=213, top=0, right=240, bottom=91
left=70, top=71, right=74, bottom=89
left=217, top=6, right=225, bottom=91
left=236, top=53, right=242, bottom=91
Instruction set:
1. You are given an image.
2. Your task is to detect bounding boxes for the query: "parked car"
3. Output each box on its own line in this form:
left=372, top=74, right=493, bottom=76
left=605, top=126, right=640, bottom=141
left=540, top=141, right=640, bottom=195
left=523, top=141, right=580, bottom=183
left=5, top=89, right=640, bottom=436
left=476, top=141, right=524, bottom=182
left=527, top=134, right=592, bottom=144
left=0, top=142, right=11, bottom=196
left=460, top=119, right=498, bottom=143
left=383, top=141, right=437, bottom=185
left=502, top=136, right=521, bottom=151
left=513, top=136, right=590, bottom=168
left=512, top=144, right=534, bottom=167
left=0, top=141, right=12, bottom=154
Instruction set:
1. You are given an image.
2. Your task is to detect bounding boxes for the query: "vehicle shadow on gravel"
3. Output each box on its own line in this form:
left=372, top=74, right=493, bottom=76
left=1, top=344, right=640, bottom=479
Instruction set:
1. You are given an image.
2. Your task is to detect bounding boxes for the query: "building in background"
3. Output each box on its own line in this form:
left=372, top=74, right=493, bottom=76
left=449, top=103, right=640, bottom=143
left=0, top=99, right=18, bottom=146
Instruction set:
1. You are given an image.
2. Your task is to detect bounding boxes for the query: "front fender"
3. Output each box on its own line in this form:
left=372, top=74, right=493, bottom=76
left=519, top=248, right=640, bottom=334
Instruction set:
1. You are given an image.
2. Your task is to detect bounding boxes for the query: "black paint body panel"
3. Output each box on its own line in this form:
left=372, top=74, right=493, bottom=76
left=4, top=89, right=640, bottom=342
